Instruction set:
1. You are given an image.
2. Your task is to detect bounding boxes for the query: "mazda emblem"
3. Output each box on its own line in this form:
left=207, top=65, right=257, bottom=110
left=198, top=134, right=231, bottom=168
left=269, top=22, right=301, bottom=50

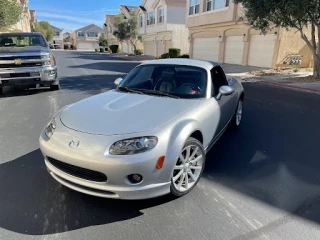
left=69, top=139, right=80, bottom=149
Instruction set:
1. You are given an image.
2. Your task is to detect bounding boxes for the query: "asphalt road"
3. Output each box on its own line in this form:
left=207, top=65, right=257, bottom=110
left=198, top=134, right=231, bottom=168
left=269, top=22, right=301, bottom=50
left=0, top=51, right=320, bottom=240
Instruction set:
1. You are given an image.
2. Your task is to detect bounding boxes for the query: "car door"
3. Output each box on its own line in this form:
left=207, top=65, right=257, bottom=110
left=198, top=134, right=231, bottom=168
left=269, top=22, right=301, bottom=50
left=210, top=66, right=235, bottom=136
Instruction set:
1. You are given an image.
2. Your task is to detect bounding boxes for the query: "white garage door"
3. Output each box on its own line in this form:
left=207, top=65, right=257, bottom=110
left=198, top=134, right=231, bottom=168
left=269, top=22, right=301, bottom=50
left=193, top=38, right=219, bottom=61
left=77, top=42, right=95, bottom=50
left=144, top=41, right=155, bottom=56
left=248, top=35, right=276, bottom=68
left=122, top=42, right=128, bottom=53
left=165, top=40, right=172, bottom=53
left=224, top=36, right=244, bottom=65
left=157, top=42, right=164, bottom=57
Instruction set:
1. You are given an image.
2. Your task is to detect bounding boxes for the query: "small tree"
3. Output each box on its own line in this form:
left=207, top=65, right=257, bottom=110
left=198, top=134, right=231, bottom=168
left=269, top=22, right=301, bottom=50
left=32, top=21, right=54, bottom=42
left=99, top=35, right=108, bottom=47
left=113, top=12, right=142, bottom=53
left=235, top=0, right=320, bottom=78
left=0, top=0, right=23, bottom=31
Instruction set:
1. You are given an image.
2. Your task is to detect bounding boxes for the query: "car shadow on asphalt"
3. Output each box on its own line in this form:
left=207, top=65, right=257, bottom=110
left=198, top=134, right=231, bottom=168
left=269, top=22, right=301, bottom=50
left=0, top=149, right=175, bottom=235
left=203, top=83, right=320, bottom=226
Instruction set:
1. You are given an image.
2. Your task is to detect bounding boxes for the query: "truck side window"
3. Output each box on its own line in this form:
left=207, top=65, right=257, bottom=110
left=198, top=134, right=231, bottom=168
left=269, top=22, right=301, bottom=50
left=210, top=66, right=228, bottom=96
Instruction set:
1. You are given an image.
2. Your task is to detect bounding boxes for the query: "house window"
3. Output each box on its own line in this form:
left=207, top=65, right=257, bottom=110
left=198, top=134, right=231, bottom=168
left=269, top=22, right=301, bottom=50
left=55, top=31, right=60, bottom=36
left=139, top=14, right=143, bottom=27
left=206, top=0, right=229, bottom=11
left=189, top=0, right=200, bottom=15
left=147, top=12, right=155, bottom=25
left=158, top=8, right=164, bottom=23
left=87, top=32, right=98, bottom=37
left=77, top=31, right=84, bottom=37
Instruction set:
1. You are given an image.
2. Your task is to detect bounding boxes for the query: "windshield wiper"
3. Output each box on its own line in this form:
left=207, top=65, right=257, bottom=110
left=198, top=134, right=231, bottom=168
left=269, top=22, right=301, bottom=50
left=117, top=87, right=143, bottom=94
left=140, top=90, right=180, bottom=99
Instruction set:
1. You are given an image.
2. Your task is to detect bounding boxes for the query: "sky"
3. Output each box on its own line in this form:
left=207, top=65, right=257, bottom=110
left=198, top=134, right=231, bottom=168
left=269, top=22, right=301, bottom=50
left=29, top=0, right=142, bottom=33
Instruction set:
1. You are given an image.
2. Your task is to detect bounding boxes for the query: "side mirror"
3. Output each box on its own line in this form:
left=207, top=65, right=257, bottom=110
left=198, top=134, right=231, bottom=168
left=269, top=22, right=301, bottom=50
left=114, top=77, right=123, bottom=87
left=216, top=85, right=234, bottom=100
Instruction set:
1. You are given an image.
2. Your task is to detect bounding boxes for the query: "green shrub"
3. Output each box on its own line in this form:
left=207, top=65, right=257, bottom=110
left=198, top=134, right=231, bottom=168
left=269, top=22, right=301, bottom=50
left=169, top=48, right=181, bottom=58
left=161, top=53, right=170, bottom=59
left=95, top=48, right=98, bottom=52
left=135, top=49, right=143, bottom=55
left=100, top=48, right=105, bottom=52
left=109, top=45, right=119, bottom=53
left=128, top=53, right=135, bottom=56
left=64, top=44, right=68, bottom=50
left=179, top=54, right=190, bottom=58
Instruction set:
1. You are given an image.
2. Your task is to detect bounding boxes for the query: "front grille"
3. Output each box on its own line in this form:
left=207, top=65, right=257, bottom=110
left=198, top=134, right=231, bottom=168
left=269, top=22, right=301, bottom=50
left=47, top=157, right=108, bottom=182
left=10, top=73, right=30, bottom=78
left=0, top=56, right=41, bottom=60
left=0, top=62, right=42, bottom=68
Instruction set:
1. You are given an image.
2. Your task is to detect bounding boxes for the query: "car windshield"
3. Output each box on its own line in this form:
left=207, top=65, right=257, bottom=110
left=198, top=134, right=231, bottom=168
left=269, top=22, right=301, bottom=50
left=118, top=64, right=207, bottom=99
left=0, top=35, right=47, bottom=48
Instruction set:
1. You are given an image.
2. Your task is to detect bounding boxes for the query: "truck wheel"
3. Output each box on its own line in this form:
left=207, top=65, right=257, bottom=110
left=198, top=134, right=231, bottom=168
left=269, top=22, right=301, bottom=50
left=50, top=84, right=60, bottom=91
left=0, top=87, right=3, bottom=94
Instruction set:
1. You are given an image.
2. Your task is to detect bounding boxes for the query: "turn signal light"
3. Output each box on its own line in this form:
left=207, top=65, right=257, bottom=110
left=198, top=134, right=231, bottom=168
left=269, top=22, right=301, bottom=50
left=156, top=156, right=165, bottom=169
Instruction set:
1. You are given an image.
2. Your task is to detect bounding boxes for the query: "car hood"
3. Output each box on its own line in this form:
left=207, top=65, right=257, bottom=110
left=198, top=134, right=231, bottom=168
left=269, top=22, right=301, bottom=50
left=0, top=46, right=49, bottom=54
left=60, top=91, right=200, bottom=136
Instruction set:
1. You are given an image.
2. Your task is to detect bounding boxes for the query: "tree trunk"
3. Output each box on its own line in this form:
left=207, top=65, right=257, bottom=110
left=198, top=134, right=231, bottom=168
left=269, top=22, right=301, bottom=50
left=313, top=54, right=320, bottom=78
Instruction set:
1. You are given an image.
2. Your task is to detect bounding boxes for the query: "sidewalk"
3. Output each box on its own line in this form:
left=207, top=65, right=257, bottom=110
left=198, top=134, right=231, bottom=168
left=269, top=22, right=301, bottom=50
left=222, top=63, right=320, bottom=93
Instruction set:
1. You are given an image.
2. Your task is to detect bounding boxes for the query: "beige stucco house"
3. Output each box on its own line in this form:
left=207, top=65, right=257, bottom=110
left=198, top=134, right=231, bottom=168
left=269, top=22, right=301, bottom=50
left=104, top=15, right=119, bottom=45
left=137, top=0, right=189, bottom=57
left=49, top=25, right=63, bottom=46
left=72, top=24, right=104, bottom=51
left=186, top=0, right=313, bottom=68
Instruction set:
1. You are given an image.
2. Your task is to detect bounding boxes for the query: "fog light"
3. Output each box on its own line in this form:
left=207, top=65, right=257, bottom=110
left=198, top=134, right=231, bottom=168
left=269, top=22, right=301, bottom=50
left=128, top=174, right=143, bottom=184
left=50, top=70, right=55, bottom=75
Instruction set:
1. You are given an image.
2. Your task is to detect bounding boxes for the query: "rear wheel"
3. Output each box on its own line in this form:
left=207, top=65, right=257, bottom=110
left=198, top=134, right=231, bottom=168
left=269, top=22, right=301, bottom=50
left=170, top=137, right=206, bottom=197
left=230, top=99, right=243, bottom=129
left=50, top=84, right=60, bottom=91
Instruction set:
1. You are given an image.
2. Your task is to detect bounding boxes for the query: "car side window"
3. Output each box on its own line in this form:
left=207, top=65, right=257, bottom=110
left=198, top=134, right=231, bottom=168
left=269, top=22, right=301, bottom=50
left=127, top=66, right=154, bottom=87
left=210, top=66, right=228, bottom=96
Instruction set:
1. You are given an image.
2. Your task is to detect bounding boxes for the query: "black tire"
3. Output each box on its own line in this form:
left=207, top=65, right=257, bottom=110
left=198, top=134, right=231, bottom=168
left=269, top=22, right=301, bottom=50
left=0, top=87, right=3, bottom=94
left=170, top=137, right=206, bottom=197
left=230, top=99, right=243, bottom=129
left=50, top=84, right=60, bottom=91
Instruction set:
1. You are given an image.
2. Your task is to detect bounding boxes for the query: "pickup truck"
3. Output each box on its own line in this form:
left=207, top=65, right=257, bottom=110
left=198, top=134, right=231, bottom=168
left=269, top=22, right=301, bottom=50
left=0, top=32, right=59, bottom=94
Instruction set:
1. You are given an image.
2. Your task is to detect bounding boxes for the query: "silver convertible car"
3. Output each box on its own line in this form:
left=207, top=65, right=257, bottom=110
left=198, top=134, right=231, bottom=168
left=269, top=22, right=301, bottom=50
left=39, top=59, right=244, bottom=200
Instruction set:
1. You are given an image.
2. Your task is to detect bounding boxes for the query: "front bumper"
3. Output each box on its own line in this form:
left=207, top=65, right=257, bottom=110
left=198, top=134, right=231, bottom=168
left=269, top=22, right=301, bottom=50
left=39, top=119, right=173, bottom=200
left=0, top=65, right=58, bottom=87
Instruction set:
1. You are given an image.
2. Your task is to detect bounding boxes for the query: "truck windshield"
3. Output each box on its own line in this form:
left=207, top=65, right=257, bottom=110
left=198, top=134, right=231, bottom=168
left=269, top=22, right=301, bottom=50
left=0, top=35, right=47, bottom=47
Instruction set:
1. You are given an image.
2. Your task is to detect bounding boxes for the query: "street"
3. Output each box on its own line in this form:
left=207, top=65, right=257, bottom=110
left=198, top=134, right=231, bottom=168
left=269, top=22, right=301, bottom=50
left=1, top=51, right=320, bottom=240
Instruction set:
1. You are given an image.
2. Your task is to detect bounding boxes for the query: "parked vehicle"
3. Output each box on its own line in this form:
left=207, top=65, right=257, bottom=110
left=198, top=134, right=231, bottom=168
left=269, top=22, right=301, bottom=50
left=0, top=32, right=59, bottom=94
left=39, top=59, right=244, bottom=200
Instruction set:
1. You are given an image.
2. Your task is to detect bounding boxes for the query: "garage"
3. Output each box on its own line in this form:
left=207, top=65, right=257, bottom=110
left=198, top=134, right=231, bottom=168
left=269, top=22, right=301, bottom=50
left=192, top=38, right=219, bottom=61
left=165, top=40, right=172, bottom=53
left=248, top=35, right=276, bottom=68
left=157, top=41, right=164, bottom=56
left=144, top=41, right=155, bottom=56
left=77, top=42, right=95, bottom=50
left=224, top=36, right=244, bottom=65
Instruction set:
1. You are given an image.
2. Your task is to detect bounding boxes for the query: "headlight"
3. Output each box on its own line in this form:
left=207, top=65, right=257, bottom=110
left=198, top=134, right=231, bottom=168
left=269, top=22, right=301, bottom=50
left=109, top=137, right=158, bottom=155
left=45, top=118, right=56, bottom=139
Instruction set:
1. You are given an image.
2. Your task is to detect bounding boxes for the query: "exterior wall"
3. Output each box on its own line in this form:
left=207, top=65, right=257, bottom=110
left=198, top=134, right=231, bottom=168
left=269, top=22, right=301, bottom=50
left=186, top=1, right=238, bottom=28
left=167, top=6, right=185, bottom=24
left=7, top=0, right=31, bottom=32
left=167, top=24, right=189, bottom=54
left=277, top=27, right=314, bottom=68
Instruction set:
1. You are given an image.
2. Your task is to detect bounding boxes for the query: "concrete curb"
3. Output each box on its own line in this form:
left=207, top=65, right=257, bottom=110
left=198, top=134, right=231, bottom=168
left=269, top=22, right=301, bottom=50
left=260, top=80, right=320, bottom=93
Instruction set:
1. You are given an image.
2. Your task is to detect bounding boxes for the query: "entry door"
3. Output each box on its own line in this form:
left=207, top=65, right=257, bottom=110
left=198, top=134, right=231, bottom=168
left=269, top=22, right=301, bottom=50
left=210, top=66, right=235, bottom=135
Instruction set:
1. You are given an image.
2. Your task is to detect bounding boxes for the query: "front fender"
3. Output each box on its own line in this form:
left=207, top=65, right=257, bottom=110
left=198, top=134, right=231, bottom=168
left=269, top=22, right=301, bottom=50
left=162, top=119, right=203, bottom=182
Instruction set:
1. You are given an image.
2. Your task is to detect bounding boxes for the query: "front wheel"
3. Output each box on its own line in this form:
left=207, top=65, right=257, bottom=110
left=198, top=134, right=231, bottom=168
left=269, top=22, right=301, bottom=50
left=170, top=137, right=206, bottom=197
left=50, top=84, right=60, bottom=91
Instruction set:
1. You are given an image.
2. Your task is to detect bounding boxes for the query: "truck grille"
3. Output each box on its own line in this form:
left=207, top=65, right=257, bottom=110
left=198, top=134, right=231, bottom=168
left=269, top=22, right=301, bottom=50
left=0, top=62, right=42, bottom=68
left=0, top=56, right=41, bottom=60
left=47, top=157, right=108, bottom=183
